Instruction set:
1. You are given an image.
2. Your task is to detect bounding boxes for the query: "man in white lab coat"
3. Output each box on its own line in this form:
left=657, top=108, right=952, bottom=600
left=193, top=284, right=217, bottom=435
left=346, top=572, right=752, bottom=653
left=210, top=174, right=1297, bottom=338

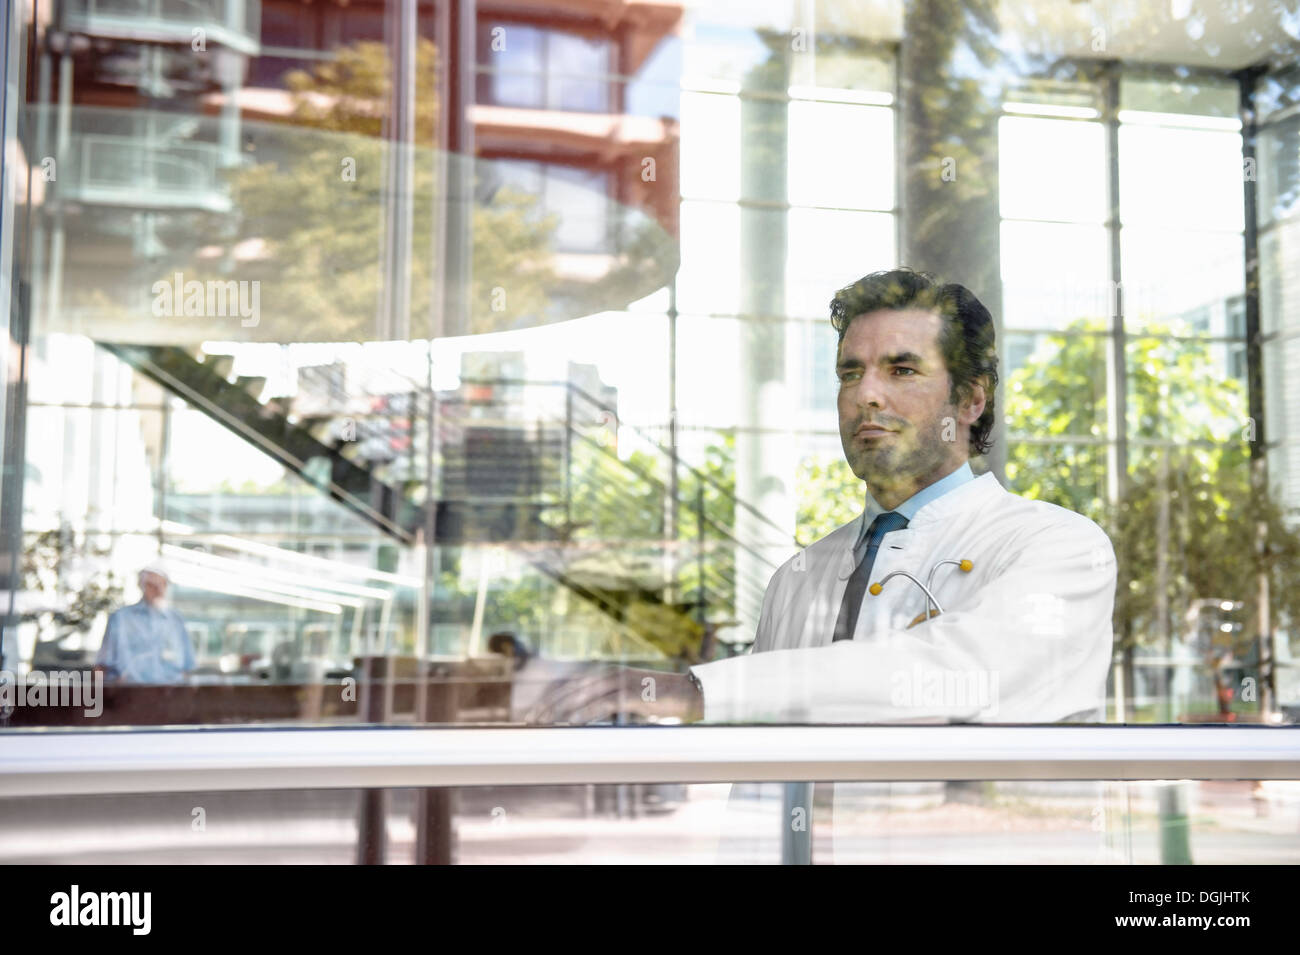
left=529, top=269, right=1117, bottom=860
left=687, top=269, right=1116, bottom=724
left=530, top=269, right=1116, bottom=728
left=702, top=268, right=1118, bottom=863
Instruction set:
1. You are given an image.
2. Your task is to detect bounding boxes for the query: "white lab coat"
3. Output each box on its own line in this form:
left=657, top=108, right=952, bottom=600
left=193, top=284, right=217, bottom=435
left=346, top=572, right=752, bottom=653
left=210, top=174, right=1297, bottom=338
left=691, top=471, right=1116, bottom=724
left=690, top=472, right=1119, bottom=862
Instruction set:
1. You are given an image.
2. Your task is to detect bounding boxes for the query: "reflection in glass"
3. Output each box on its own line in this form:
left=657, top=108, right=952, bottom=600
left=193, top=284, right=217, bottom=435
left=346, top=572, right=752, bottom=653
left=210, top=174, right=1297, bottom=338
left=2, top=779, right=1296, bottom=864
left=4, top=0, right=1300, bottom=735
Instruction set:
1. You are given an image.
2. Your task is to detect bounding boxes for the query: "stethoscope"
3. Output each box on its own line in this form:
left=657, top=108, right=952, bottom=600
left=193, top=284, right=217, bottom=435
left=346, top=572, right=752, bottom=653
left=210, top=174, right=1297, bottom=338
left=868, top=559, right=974, bottom=627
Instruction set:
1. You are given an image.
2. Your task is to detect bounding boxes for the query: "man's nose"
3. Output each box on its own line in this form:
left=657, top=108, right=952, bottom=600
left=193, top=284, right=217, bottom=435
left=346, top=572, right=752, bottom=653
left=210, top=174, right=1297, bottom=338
left=852, top=368, right=887, bottom=409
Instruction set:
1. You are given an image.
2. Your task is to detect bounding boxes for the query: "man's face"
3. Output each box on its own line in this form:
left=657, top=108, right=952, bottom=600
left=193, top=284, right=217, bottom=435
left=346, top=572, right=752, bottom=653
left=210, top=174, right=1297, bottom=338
left=836, top=308, right=982, bottom=503
left=140, top=572, right=168, bottom=605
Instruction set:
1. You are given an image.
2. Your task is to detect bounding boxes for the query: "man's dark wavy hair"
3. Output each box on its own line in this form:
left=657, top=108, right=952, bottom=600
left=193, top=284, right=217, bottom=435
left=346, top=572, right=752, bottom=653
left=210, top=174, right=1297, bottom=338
left=829, top=268, right=999, bottom=457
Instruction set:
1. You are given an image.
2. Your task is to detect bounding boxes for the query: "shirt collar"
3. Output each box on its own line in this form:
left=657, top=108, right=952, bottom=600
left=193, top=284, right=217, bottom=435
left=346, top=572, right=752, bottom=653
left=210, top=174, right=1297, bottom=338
left=856, top=461, right=975, bottom=549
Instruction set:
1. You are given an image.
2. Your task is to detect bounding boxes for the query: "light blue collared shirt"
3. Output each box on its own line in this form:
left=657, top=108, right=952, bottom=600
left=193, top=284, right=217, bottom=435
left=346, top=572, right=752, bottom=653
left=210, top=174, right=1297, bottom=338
left=96, top=600, right=195, bottom=684
left=854, top=462, right=975, bottom=559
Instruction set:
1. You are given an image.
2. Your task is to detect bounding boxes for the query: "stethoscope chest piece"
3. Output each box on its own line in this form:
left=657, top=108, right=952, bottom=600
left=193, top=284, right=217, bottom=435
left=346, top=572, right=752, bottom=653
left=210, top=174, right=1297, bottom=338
left=869, top=558, right=974, bottom=625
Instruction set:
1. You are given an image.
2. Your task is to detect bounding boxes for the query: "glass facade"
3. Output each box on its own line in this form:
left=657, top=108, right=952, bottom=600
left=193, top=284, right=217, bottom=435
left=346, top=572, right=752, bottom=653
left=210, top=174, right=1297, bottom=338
left=1, top=0, right=1298, bottom=863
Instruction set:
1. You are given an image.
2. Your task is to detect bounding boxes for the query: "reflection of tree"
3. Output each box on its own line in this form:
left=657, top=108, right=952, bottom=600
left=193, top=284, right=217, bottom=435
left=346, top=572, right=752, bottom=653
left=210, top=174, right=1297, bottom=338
left=1006, top=320, right=1300, bottom=717
left=197, top=40, right=558, bottom=340
left=795, top=454, right=861, bottom=544
left=897, top=0, right=1003, bottom=305
left=20, top=529, right=124, bottom=661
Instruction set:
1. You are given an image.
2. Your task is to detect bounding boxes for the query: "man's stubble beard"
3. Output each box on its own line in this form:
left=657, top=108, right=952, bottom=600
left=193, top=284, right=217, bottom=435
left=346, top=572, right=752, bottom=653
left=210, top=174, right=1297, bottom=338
left=843, top=412, right=956, bottom=488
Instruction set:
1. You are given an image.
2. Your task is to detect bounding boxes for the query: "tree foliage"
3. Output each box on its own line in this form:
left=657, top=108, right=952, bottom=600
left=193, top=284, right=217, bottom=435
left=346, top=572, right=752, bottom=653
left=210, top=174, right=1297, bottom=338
left=1005, top=320, right=1300, bottom=666
left=192, top=40, right=558, bottom=341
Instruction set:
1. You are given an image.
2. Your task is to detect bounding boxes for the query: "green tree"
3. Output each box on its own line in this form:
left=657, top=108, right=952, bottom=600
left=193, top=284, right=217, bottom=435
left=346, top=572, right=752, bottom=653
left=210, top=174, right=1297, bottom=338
left=20, top=528, right=125, bottom=661
left=795, top=453, right=861, bottom=544
left=1006, top=320, right=1300, bottom=718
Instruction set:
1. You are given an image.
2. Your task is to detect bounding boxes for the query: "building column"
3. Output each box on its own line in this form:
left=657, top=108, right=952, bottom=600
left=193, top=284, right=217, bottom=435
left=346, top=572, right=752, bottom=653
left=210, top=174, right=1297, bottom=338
left=898, top=0, right=1006, bottom=482
left=733, top=43, right=795, bottom=641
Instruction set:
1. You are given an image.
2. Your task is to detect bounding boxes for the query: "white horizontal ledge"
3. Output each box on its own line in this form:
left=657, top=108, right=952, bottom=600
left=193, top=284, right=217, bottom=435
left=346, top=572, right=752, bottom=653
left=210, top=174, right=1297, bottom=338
left=1, top=725, right=1298, bottom=797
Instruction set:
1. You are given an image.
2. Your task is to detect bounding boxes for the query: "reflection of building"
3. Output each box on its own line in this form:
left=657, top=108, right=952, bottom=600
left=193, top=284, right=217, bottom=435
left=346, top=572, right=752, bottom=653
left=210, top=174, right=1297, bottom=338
left=29, top=1, right=261, bottom=326
left=6, top=1, right=1300, bottom=720
left=473, top=3, right=682, bottom=242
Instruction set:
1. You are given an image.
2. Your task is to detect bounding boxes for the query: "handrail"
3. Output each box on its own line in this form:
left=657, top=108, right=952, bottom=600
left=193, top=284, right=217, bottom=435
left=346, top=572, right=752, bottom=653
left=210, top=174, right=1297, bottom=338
left=1, top=725, right=1296, bottom=797
left=457, top=376, right=805, bottom=548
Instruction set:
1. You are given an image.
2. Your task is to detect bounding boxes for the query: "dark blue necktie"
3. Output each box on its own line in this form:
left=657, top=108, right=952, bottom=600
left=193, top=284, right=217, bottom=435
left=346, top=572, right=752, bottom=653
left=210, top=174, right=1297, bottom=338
left=832, top=511, right=909, bottom=642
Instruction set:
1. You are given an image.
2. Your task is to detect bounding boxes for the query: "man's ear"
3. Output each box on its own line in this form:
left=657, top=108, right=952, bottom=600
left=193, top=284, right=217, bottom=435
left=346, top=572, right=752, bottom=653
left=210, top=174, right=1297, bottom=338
left=961, top=379, right=988, bottom=426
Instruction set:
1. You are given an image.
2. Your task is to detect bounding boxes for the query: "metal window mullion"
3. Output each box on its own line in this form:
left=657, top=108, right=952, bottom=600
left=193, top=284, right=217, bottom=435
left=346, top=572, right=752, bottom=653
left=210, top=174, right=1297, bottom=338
left=1103, top=65, right=1128, bottom=507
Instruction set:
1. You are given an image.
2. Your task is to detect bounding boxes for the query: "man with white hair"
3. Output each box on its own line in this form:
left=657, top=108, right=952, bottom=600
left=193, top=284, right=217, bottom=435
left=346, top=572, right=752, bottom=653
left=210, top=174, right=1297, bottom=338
left=96, top=562, right=195, bottom=684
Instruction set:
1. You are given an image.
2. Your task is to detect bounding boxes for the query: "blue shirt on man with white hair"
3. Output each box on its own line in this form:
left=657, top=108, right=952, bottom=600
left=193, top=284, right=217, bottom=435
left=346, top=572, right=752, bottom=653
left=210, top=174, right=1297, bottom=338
left=96, top=599, right=195, bottom=684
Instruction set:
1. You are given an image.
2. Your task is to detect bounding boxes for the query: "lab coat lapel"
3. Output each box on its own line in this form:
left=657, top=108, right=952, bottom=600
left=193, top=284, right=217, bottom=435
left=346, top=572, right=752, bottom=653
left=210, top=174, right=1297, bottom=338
left=847, top=473, right=1005, bottom=640
left=794, top=519, right=861, bottom=649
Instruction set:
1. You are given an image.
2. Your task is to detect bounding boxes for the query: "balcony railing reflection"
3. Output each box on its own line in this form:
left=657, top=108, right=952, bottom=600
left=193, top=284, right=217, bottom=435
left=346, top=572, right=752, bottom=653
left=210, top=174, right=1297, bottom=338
left=61, top=0, right=262, bottom=55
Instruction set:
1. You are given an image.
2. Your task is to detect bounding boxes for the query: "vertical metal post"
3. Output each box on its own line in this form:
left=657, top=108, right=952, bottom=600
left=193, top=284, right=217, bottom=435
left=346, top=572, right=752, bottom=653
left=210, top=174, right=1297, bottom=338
left=1157, top=782, right=1193, bottom=865
left=1103, top=65, right=1128, bottom=507
left=1103, top=65, right=1132, bottom=721
left=1238, top=66, right=1274, bottom=718
left=564, top=384, right=572, bottom=533
left=1157, top=445, right=1171, bottom=719
left=415, top=665, right=455, bottom=864
left=158, top=398, right=170, bottom=550
left=667, top=277, right=678, bottom=604
left=356, top=657, right=388, bottom=864
left=695, top=483, right=705, bottom=626
left=0, top=0, right=27, bottom=672
left=378, top=0, right=417, bottom=341
left=442, top=0, right=476, bottom=337
left=781, top=781, right=813, bottom=864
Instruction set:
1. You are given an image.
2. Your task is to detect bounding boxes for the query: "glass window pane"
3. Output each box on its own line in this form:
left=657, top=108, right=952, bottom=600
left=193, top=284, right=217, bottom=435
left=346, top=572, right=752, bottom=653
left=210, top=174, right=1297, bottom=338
left=1120, top=75, right=1238, bottom=119
left=1259, top=113, right=1300, bottom=230
left=23, top=404, right=165, bottom=533
left=478, top=23, right=544, bottom=108
left=999, top=116, right=1107, bottom=223
left=13, top=0, right=1300, bottom=742
left=1119, top=122, right=1245, bottom=231
left=1004, top=441, right=1108, bottom=527
left=789, top=48, right=894, bottom=98
left=1126, top=336, right=1249, bottom=445
left=788, top=101, right=893, bottom=211
left=546, top=165, right=610, bottom=252
left=681, top=21, right=785, bottom=92
left=678, top=200, right=741, bottom=315
left=1004, top=330, right=1109, bottom=440
left=674, top=315, right=742, bottom=430
left=1121, top=229, right=1244, bottom=330
left=679, top=92, right=740, bottom=201
left=547, top=31, right=611, bottom=112
left=785, top=208, right=895, bottom=318
left=1000, top=221, right=1110, bottom=330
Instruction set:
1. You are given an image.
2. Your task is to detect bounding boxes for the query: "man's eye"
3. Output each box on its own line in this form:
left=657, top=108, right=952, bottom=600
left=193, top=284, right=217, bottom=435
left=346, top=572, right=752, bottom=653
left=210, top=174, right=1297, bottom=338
left=838, top=372, right=860, bottom=384
left=893, top=367, right=917, bottom=376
